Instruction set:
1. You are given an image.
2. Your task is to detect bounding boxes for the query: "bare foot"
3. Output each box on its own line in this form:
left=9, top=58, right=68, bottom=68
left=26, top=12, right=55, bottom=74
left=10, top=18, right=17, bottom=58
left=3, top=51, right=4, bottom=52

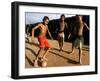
left=59, top=48, right=63, bottom=52
left=69, top=51, right=74, bottom=54
left=34, top=59, right=38, bottom=67
left=39, top=57, right=48, bottom=61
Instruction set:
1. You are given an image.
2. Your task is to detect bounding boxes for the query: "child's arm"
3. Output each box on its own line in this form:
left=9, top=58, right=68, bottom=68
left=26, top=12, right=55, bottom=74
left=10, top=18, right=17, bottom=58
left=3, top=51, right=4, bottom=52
left=68, top=33, right=71, bottom=39
left=65, top=22, right=68, bottom=29
left=47, top=26, right=53, bottom=40
left=32, top=24, right=40, bottom=41
left=84, top=22, right=90, bottom=30
left=68, top=25, right=73, bottom=39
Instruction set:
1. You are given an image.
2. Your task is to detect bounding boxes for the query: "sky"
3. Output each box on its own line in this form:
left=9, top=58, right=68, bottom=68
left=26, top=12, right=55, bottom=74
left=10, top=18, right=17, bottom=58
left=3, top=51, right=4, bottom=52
left=25, top=12, right=76, bottom=24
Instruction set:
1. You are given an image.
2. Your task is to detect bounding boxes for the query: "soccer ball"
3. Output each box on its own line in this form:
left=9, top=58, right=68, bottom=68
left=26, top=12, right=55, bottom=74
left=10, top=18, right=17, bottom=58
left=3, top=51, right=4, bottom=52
left=41, top=60, right=47, bottom=67
left=38, top=57, right=47, bottom=67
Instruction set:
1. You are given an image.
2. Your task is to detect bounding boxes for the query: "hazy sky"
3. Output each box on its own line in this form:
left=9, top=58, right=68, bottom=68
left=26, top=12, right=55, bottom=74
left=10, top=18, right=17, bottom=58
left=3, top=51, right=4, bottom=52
left=25, top=12, right=75, bottom=24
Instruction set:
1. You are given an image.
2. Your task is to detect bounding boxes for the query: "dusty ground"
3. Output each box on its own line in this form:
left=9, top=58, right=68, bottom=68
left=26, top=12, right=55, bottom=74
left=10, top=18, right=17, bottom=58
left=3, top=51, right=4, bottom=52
left=25, top=37, right=89, bottom=68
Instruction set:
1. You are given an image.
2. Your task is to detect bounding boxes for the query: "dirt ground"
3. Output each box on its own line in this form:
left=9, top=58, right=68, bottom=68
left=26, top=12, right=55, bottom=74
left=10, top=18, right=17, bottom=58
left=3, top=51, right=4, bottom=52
left=25, top=37, right=89, bottom=68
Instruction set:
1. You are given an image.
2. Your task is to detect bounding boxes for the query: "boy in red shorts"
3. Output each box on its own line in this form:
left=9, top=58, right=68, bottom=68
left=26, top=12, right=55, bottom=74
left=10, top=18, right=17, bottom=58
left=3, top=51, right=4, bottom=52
left=32, top=16, right=53, bottom=67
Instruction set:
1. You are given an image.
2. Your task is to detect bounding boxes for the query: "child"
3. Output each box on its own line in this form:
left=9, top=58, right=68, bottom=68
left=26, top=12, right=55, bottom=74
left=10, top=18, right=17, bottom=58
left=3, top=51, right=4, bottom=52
left=57, top=14, right=68, bottom=51
left=68, top=15, right=89, bottom=64
left=32, top=16, right=53, bottom=67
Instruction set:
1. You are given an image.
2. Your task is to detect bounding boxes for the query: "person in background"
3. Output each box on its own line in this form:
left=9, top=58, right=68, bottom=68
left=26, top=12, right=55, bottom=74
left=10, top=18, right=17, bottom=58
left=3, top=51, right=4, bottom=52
left=57, top=14, right=68, bottom=51
left=68, top=15, right=89, bottom=64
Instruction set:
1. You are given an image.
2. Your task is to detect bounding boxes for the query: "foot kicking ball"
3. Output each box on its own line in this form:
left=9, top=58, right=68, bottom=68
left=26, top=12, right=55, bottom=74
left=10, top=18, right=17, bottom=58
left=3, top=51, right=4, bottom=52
left=38, top=57, right=47, bottom=67
left=34, top=59, right=39, bottom=67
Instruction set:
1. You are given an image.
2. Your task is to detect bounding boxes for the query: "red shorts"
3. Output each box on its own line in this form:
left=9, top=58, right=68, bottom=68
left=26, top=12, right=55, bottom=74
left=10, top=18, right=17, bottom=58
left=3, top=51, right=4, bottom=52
left=38, top=35, right=51, bottom=48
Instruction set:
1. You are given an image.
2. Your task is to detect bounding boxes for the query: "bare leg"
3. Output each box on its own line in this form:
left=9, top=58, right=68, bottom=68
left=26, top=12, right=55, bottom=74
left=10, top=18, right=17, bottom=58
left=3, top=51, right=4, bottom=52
left=61, top=37, right=64, bottom=51
left=42, top=48, right=50, bottom=59
left=34, top=48, right=44, bottom=67
left=58, top=37, right=63, bottom=51
left=70, top=45, right=75, bottom=54
left=60, top=42, right=63, bottom=51
left=79, top=42, right=82, bottom=64
left=79, top=48, right=82, bottom=64
left=58, top=39, right=61, bottom=51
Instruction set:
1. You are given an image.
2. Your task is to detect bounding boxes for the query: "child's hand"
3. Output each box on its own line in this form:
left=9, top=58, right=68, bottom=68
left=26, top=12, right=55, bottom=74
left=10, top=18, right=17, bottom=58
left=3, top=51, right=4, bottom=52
left=68, top=34, right=71, bottom=39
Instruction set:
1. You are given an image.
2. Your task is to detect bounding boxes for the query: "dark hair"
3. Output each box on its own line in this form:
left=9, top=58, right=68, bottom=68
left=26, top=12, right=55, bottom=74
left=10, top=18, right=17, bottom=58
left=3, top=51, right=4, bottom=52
left=76, top=15, right=83, bottom=21
left=43, top=16, right=49, bottom=21
left=60, top=14, right=65, bottom=18
left=76, top=15, right=83, bottom=17
left=60, top=14, right=65, bottom=22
